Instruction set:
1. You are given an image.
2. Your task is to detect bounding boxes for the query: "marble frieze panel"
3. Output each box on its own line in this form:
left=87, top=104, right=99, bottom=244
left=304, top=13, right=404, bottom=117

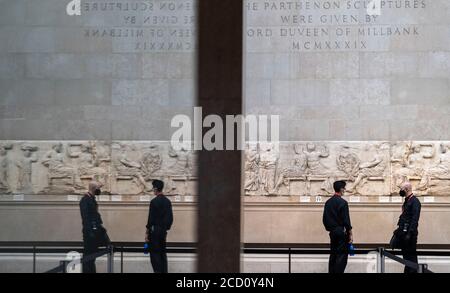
left=0, top=141, right=449, bottom=197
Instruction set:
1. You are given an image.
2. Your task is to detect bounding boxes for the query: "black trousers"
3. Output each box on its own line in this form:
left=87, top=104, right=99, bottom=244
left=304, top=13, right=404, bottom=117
left=329, top=228, right=348, bottom=274
left=402, top=234, right=418, bottom=274
left=82, top=234, right=99, bottom=274
left=150, top=227, right=168, bottom=273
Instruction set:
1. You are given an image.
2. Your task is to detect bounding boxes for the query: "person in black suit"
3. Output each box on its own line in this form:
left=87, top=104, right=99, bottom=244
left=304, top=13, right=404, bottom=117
left=323, top=181, right=353, bottom=273
left=397, top=182, right=421, bottom=273
left=79, top=181, right=109, bottom=273
left=145, top=180, right=173, bottom=273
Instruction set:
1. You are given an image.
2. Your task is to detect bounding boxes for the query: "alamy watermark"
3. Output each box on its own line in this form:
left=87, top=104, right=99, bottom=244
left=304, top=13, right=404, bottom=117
left=170, top=107, right=280, bottom=152
left=65, top=251, right=82, bottom=273
left=66, top=0, right=81, bottom=16
left=367, top=0, right=382, bottom=16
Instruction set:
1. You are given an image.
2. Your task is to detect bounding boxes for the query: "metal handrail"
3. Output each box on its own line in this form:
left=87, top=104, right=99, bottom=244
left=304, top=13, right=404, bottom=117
left=378, top=247, right=434, bottom=273
left=2, top=241, right=450, bottom=249
left=44, top=246, right=113, bottom=273
left=1, top=242, right=449, bottom=273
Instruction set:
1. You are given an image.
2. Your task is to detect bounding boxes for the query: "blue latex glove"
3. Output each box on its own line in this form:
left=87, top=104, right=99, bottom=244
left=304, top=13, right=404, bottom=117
left=348, top=243, right=355, bottom=256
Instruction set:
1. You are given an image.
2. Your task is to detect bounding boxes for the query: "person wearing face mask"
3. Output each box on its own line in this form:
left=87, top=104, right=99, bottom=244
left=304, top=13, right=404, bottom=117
left=323, top=181, right=353, bottom=273
left=397, top=182, right=421, bottom=273
left=79, top=181, right=110, bottom=273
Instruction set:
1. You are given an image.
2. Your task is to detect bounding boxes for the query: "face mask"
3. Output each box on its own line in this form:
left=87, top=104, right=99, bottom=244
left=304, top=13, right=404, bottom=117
left=94, top=188, right=101, bottom=196
left=399, top=190, right=406, bottom=197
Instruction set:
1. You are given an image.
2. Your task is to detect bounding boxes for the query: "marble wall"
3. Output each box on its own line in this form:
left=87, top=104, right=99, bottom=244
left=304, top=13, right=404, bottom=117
left=2, top=1, right=448, bottom=142
left=1, top=0, right=450, bottom=250
left=244, top=0, right=450, bottom=141
left=0, top=0, right=196, bottom=141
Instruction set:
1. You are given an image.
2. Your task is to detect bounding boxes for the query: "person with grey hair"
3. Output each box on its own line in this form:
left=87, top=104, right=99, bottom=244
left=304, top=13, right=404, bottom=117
left=397, top=182, right=421, bottom=273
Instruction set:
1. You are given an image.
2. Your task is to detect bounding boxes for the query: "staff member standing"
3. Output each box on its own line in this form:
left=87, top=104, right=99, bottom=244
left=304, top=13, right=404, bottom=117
left=145, top=180, right=173, bottom=273
left=397, top=182, right=421, bottom=273
left=323, top=181, right=353, bottom=273
left=79, top=181, right=109, bottom=273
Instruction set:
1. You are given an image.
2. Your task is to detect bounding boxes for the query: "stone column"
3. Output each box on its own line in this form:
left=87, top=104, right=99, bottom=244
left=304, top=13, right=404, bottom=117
left=196, top=0, right=243, bottom=273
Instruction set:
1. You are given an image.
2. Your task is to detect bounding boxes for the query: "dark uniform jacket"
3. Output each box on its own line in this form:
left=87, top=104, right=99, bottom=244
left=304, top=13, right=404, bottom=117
left=323, top=195, right=352, bottom=233
left=397, top=195, right=421, bottom=236
left=146, top=195, right=173, bottom=231
left=79, top=193, right=103, bottom=236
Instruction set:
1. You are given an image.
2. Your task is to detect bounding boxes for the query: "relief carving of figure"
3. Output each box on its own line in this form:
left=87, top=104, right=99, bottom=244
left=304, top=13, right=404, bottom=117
left=349, top=143, right=388, bottom=194
left=274, top=144, right=307, bottom=191
left=244, top=144, right=261, bottom=193
left=391, top=142, right=412, bottom=167
left=304, top=143, right=329, bottom=175
left=113, top=143, right=149, bottom=194
left=392, top=143, right=433, bottom=191
left=168, top=146, right=190, bottom=176
left=0, top=143, right=13, bottom=194
left=336, top=146, right=360, bottom=181
left=69, top=142, right=111, bottom=193
left=41, top=143, right=82, bottom=193
left=304, top=143, right=331, bottom=195
left=259, top=143, right=279, bottom=195
left=141, top=144, right=163, bottom=179
left=419, top=143, right=450, bottom=192
left=429, top=143, right=450, bottom=178
left=16, top=144, right=39, bottom=194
